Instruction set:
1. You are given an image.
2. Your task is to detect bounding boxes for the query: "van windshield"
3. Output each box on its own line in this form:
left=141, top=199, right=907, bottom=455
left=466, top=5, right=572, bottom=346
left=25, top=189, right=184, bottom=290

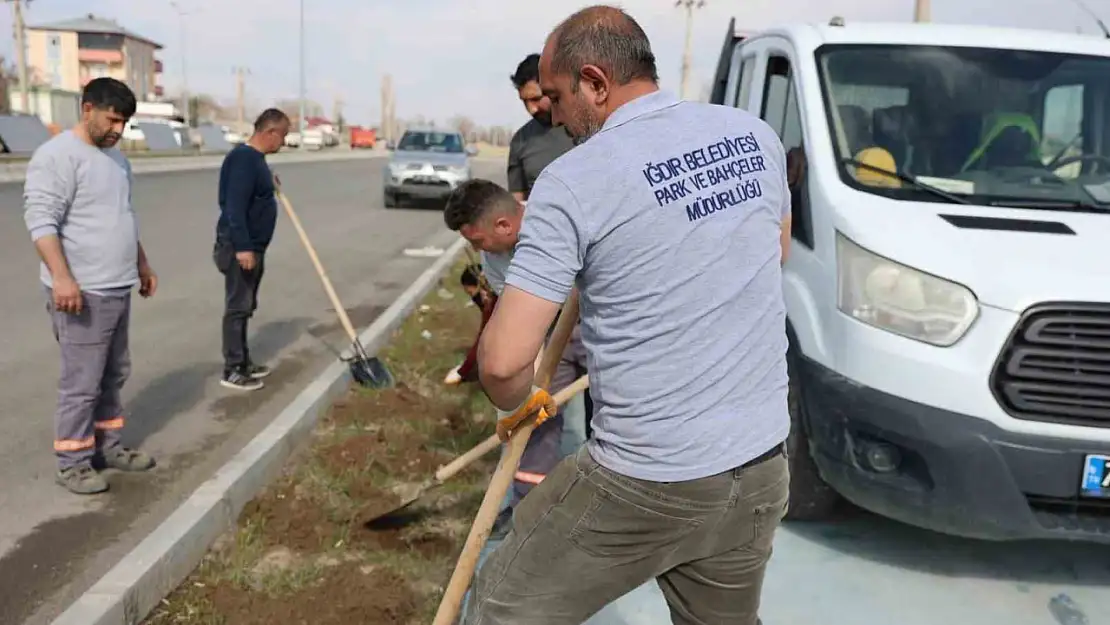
left=397, top=131, right=464, bottom=153
left=817, top=44, right=1110, bottom=208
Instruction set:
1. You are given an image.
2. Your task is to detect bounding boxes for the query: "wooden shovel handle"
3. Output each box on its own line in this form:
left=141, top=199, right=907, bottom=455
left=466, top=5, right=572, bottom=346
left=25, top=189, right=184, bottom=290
left=432, top=374, right=590, bottom=484
left=432, top=289, right=582, bottom=625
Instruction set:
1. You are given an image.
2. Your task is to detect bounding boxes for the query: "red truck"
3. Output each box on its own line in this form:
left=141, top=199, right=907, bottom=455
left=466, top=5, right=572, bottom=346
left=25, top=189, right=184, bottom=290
left=349, top=126, right=377, bottom=149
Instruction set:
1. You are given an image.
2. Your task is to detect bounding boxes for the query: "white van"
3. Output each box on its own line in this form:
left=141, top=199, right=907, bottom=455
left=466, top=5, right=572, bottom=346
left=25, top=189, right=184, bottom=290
left=710, top=18, right=1110, bottom=542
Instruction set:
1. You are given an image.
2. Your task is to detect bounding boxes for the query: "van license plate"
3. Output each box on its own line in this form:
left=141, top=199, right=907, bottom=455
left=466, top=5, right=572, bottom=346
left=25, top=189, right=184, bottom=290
left=1081, top=454, right=1110, bottom=498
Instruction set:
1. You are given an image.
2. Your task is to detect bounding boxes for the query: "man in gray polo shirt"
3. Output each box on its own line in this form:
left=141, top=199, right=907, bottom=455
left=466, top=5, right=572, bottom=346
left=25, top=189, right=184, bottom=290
left=506, top=52, right=593, bottom=442
left=24, top=78, right=158, bottom=495
left=468, top=6, right=792, bottom=624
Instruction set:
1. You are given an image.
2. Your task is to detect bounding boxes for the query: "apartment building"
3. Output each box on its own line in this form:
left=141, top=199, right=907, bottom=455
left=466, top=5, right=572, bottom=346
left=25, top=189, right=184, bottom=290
left=26, top=14, right=164, bottom=102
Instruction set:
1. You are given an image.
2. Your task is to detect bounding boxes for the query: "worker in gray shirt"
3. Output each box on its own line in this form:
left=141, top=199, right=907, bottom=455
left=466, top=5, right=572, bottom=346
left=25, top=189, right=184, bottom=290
left=23, top=78, right=158, bottom=495
left=468, top=7, right=791, bottom=624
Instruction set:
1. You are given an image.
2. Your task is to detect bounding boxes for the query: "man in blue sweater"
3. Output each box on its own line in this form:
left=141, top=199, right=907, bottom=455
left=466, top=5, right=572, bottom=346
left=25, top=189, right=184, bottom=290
left=213, top=108, right=290, bottom=391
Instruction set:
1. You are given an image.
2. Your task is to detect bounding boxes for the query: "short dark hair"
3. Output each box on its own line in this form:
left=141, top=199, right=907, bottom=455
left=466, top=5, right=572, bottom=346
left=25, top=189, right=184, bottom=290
left=550, top=5, right=658, bottom=92
left=81, top=78, right=136, bottom=118
left=254, top=108, right=290, bottom=133
left=511, top=53, right=541, bottom=89
left=443, top=179, right=518, bottom=231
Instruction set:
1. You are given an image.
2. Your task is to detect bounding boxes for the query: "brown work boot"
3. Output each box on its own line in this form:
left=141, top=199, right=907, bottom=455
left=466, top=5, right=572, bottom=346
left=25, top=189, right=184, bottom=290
left=56, top=461, right=109, bottom=495
left=99, top=446, right=156, bottom=472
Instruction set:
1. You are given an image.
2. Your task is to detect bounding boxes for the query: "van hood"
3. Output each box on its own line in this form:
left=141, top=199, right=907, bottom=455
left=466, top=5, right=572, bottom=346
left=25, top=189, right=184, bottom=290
left=836, top=196, right=1108, bottom=313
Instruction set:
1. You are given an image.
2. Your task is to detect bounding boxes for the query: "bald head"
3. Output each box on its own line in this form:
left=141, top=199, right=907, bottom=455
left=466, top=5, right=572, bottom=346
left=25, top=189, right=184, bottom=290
left=547, top=5, right=658, bottom=92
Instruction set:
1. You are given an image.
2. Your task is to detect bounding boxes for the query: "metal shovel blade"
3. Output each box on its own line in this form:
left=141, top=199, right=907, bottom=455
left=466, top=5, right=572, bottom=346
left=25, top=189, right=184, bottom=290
left=350, top=356, right=394, bottom=389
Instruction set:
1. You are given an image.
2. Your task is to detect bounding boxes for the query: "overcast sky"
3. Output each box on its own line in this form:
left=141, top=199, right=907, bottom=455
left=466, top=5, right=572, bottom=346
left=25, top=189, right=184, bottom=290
left=0, top=0, right=1105, bottom=128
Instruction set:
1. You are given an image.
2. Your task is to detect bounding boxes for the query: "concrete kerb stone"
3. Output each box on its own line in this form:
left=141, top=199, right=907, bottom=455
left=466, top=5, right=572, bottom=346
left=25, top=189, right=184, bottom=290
left=49, top=236, right=468, bottom=625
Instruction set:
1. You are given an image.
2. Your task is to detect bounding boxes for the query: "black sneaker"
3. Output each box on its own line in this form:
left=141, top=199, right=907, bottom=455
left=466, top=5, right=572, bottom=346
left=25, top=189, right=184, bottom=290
left=244, top=363, right=272, bottom=379
left=220, top=369, right=264, bottom=391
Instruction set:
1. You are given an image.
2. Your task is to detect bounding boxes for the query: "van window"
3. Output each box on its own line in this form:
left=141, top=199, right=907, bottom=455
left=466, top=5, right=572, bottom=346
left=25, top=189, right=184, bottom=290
left=1042, top=84, right=1084, bottom=180
left=761, top=55, right=812, bottom=248
left=736, top=55, right=756, bottom=109
left=817, top=44, right=1110, bottom=208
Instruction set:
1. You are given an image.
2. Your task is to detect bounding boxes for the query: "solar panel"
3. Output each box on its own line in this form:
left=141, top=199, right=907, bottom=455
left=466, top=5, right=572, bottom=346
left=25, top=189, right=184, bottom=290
left=0, top=115, right=51, bottom=153
left=196, top=124, right=232, bottom=152
left=137, top=122, right=181, bottom=152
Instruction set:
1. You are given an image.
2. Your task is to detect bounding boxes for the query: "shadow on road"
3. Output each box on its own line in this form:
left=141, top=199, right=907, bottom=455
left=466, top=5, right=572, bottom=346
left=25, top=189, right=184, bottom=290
left=124, top=317, right=313, bottom=446
left=786, top=502, right=1110, bottom=586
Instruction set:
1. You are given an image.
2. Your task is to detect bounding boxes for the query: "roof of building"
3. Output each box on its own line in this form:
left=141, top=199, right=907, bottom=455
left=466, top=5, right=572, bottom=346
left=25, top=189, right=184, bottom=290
left=29, top=14, right=163, bottom=49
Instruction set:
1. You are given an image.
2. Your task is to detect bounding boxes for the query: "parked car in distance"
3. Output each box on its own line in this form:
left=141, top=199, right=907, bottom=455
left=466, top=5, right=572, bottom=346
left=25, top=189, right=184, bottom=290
left=350, top=126, right=376, bottom=149
left=383, top=129, right=474, bottom=208
left=302, top=128, right=325, bottom=150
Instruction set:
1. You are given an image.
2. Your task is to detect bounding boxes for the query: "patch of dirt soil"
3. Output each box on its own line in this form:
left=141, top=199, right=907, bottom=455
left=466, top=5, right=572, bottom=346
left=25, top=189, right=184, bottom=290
left=244, top=481, right=338, bottom=552
left=207, top=564, right=418, bottom=625
left=146, top=264, right=498, bottom=625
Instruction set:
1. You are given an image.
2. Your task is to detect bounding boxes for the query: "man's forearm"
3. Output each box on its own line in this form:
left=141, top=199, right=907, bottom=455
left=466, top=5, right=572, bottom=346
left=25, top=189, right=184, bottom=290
left=137, top=240, right=150, bottom=268
left=33, top=234, right=74, bottom=281
left=481, top=363, right=536, bottom=412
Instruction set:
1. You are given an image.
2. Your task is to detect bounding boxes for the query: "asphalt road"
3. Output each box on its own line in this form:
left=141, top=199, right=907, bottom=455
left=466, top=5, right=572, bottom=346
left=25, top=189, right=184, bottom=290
left=0, top=155, right=506, bottom=625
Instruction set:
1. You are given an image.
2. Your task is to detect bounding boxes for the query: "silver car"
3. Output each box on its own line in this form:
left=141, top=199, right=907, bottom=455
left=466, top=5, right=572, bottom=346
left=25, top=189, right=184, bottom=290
left=383, top=128, right=476, bottom=208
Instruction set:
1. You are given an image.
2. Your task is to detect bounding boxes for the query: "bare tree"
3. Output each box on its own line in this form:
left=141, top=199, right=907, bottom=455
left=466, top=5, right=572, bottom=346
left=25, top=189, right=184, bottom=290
left=449, top=115, right=477, bottom=140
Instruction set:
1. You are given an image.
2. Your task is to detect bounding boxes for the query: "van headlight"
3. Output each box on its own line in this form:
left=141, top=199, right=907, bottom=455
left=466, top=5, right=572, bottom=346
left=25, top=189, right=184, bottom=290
left=836, top=232, right=978, bottom=346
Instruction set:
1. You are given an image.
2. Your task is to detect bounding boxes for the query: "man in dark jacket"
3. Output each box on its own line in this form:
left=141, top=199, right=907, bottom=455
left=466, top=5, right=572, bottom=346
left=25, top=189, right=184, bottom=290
left=213, top=108, right=290, bottom=391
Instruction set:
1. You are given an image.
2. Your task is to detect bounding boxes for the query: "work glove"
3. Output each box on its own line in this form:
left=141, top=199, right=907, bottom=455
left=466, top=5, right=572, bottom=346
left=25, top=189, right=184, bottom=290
left=444, top=365, right=462, bottom=386
left=496, top=386, right=557, bottom=442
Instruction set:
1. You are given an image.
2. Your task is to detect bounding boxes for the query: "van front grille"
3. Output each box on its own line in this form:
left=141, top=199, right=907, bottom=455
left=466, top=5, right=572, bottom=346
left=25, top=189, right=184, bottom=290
left=991, top=303, right=1110, bottom=427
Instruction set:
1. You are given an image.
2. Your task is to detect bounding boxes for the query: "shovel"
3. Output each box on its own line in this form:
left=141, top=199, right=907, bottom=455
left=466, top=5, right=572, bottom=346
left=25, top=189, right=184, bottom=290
left=273, top=179, right=394, bottom=389
left=364, top=373, right=590, bottom=526
left=432, top=289, right=582, bottom=625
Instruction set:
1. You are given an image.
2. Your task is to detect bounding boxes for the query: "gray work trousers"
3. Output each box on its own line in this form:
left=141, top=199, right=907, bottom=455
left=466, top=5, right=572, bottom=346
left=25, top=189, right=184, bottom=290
left=509, top=322, right=588, bottom=509
left=466, top=444, right=790, bottom=625
left=46, top=289, right=131, bottom=469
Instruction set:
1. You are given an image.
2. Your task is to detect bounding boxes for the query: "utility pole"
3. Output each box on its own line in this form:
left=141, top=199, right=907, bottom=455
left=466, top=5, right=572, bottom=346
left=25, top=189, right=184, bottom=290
left=298, top=0, right=306, bottom=134
left=381, top=73, right=394, bottom=144
left=169, top=1, right=191, bottom=127
left=8, top=0, right=30, bottom=113
left=914, top=0, right=930, bottom=22
left=676, top=0, right=705, bottom=101
left=332, top=94, right=343, bottom=130
left=233, top=65, right=249, bottom=132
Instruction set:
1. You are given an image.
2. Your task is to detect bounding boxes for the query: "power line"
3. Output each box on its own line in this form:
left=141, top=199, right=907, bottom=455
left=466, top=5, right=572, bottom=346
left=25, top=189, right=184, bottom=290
left=675, top=0, right=705, bottom=101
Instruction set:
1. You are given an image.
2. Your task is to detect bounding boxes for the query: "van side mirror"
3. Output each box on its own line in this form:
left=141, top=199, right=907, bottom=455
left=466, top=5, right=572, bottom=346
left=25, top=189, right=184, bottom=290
left=465, top=145, right=479, bottom=156
left=385, top=141, right=395, bottom=151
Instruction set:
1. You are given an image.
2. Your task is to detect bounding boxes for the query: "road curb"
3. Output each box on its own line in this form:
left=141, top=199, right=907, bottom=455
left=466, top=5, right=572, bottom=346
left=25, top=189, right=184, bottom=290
left=49, top=236, right=467, bottom=625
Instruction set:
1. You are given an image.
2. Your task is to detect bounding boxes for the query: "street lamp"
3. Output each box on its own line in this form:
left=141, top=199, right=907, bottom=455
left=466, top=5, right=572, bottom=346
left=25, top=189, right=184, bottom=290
left=299, top=0, right=306, bottom=134
left=169, top=1, right=192, bottom=126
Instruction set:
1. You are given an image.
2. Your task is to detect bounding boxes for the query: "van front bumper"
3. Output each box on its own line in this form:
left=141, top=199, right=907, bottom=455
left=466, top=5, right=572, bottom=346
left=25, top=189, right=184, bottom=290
left=797, top=355, right=1110, bottom=542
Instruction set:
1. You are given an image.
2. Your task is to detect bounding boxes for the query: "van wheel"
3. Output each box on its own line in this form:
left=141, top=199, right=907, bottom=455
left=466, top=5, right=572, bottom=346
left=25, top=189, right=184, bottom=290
left=384, top=192, right=398, bottom=209
left=784, top=350, right=841, bottom=521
